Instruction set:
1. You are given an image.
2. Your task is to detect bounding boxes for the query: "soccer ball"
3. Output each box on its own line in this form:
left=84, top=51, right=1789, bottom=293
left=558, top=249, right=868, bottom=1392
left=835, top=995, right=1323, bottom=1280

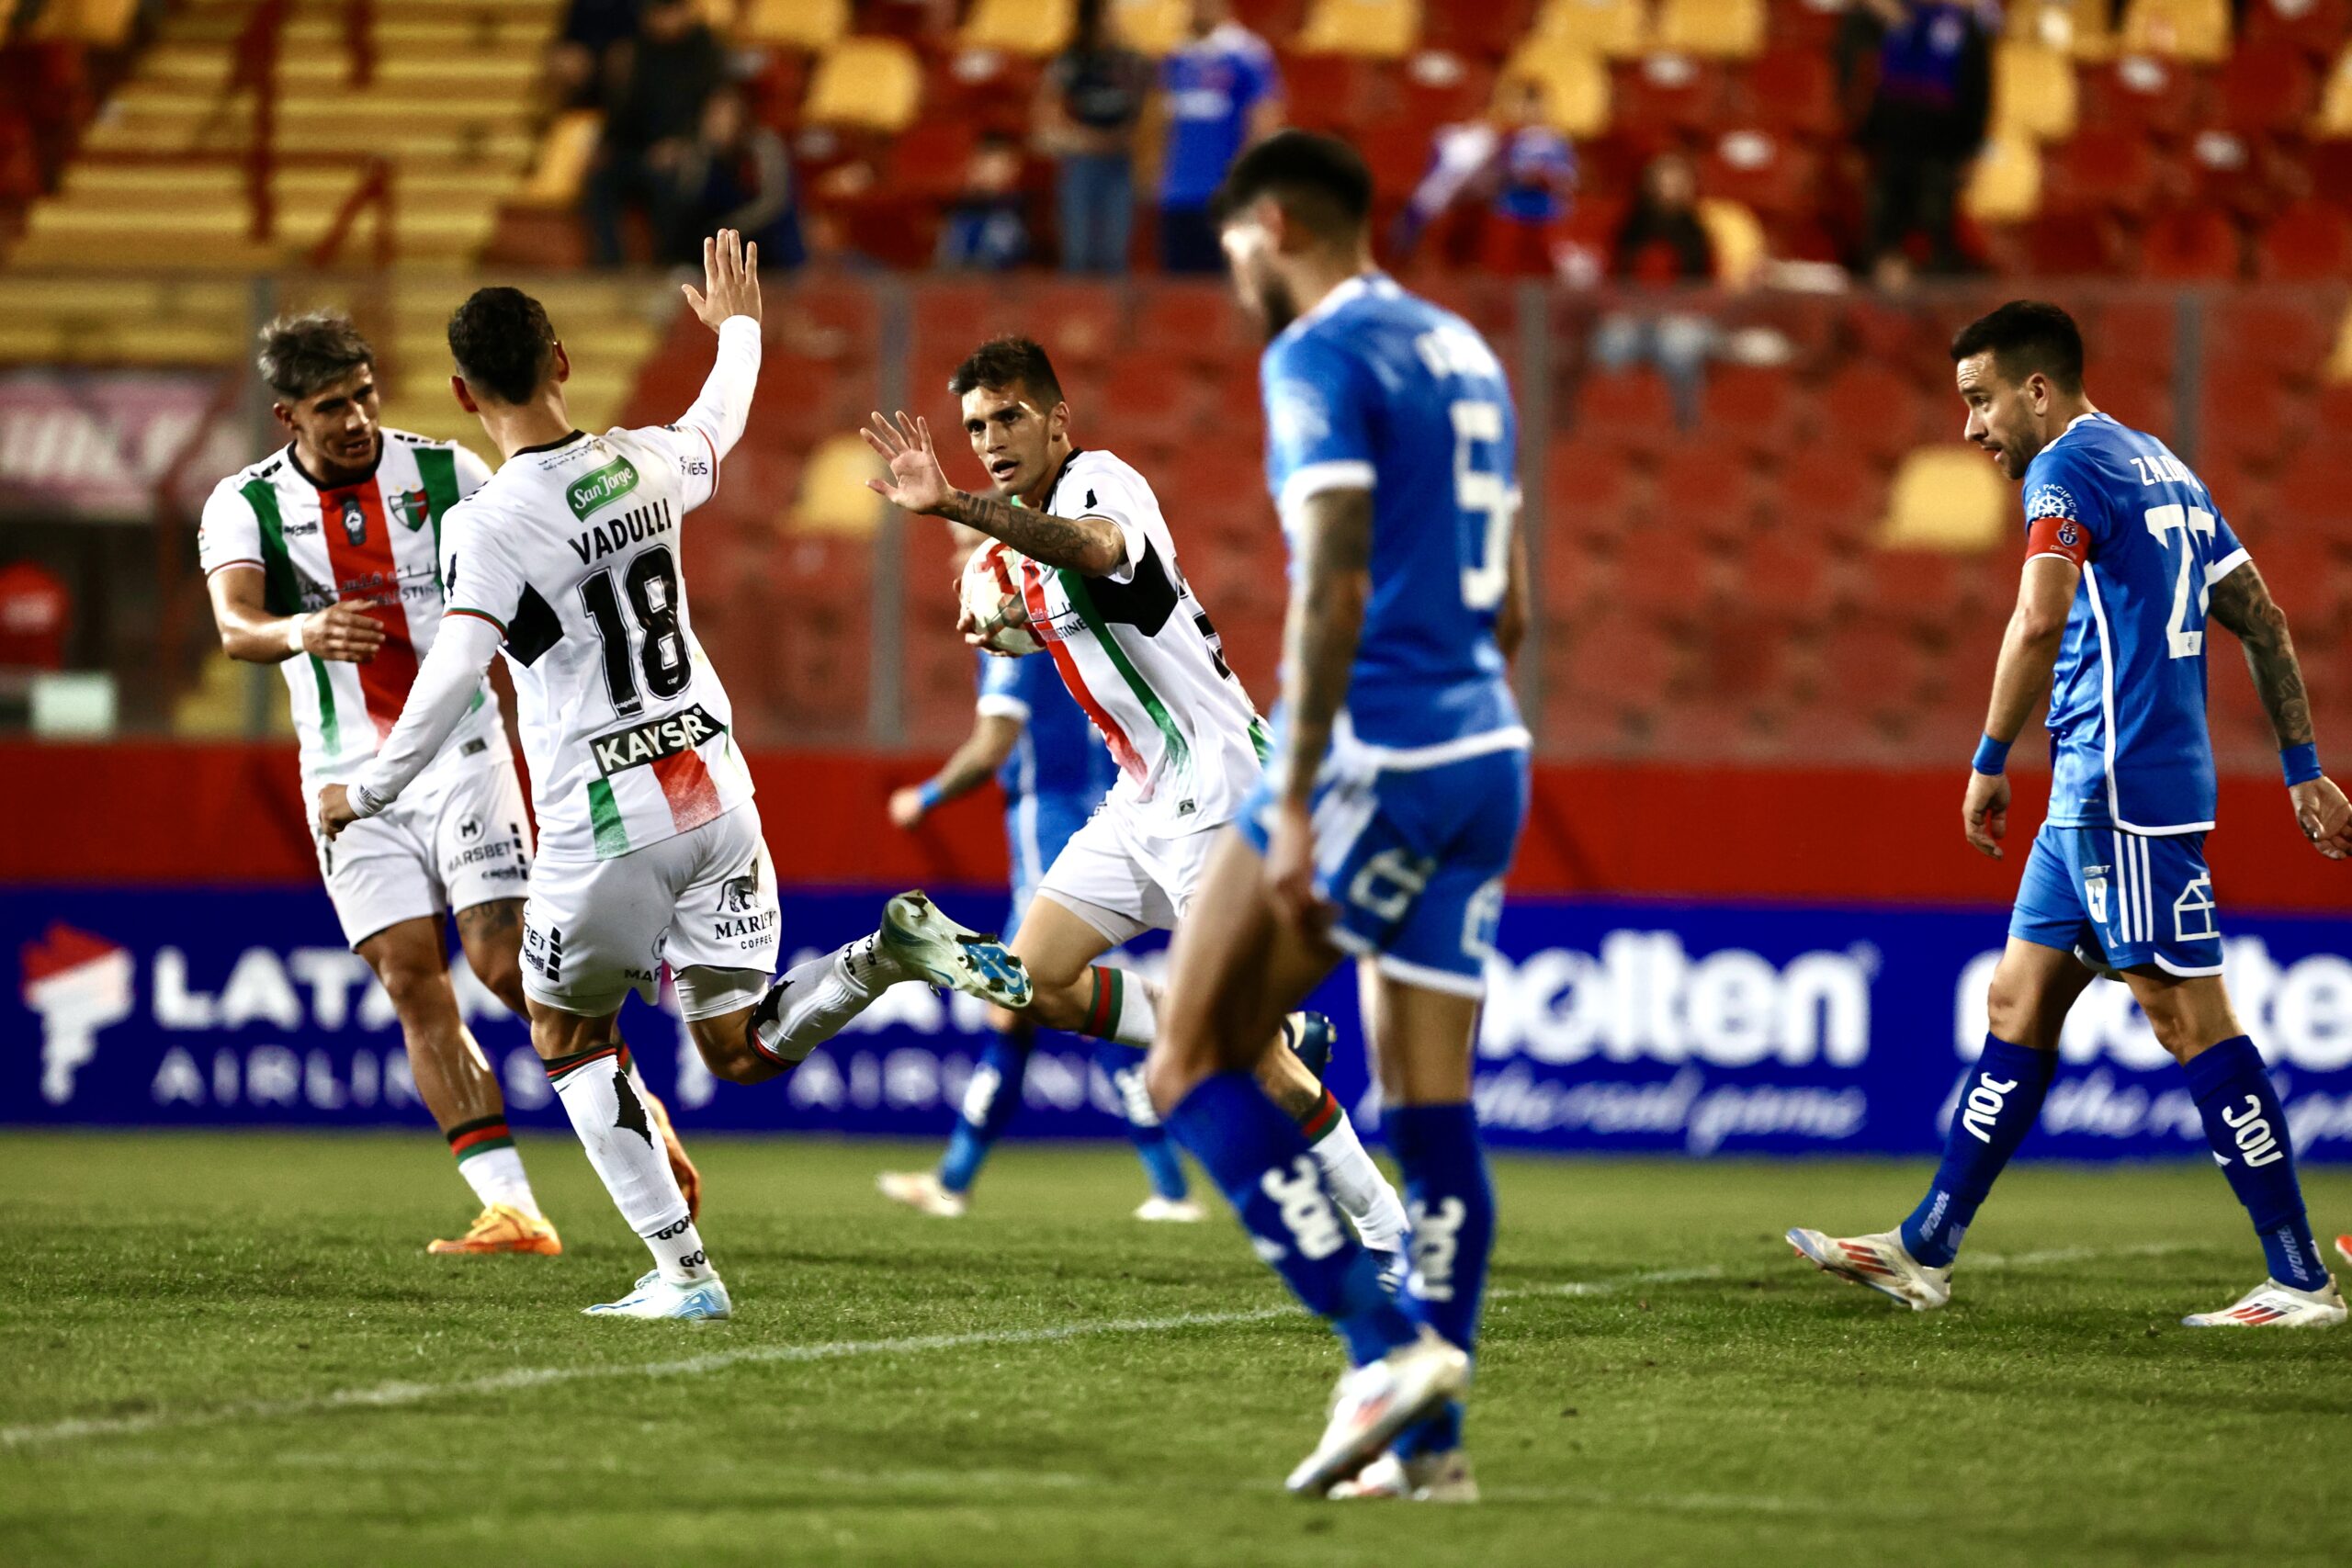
left=958, top=538, right=1043, bottom=657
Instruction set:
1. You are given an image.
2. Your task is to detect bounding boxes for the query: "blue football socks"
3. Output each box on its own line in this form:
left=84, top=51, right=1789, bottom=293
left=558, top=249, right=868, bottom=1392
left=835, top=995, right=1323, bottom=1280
left=1094, top=1041, right=1190, bottom=1201
left=1385, top=1102, right=1493, bottom=1458
left=1166, top=1071, right=1417, bottom=1365
left=2183, top=1035, right=2330, bottom=1292
left=939, top=1030, right=1030, bottom=1194
left=1900, top=1036, right=2057, bottom=1269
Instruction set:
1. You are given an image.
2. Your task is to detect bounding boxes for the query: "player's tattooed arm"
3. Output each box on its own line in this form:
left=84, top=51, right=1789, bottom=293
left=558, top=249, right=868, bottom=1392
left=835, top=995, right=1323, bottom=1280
left=2207, top=559, right=2313, bottom=748
left=1278, top=488, right=1374, bottom=807
left=937, top=489, right=1126, bottom=576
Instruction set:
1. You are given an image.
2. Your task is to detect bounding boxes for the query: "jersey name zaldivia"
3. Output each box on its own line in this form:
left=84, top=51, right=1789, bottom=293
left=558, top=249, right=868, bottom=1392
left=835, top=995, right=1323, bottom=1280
left=1013, top=448, right=1268, bottom=835
left=197, top=429, right=500, bottom=792
left=441, top=424, right=752, bottom=863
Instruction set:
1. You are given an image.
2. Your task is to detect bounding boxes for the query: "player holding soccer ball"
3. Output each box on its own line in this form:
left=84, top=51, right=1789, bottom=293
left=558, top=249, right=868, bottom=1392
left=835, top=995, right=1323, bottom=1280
left=318, top=231, right=1030, bottom=1319
left=1789, top=301, right=2352, bottom=1329
left=1142, top=131, right=1532, bottom=1501
left=862, top=337, right=1410, bottom=1271
left=200, top=310, right=700, bottom=1258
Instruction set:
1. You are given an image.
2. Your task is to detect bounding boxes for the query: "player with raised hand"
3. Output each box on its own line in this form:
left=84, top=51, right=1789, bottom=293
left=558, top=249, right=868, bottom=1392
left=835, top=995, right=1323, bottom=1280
left=1138, top=130, right=1532, bottom=1501
left=862, top=338, right=1409, bottom=1271
left=317, top=231, right=1031, bottom=1320
left=1789, top=300, right=2352, bottom=1328
left=199, top=310, right=700, bottom=1257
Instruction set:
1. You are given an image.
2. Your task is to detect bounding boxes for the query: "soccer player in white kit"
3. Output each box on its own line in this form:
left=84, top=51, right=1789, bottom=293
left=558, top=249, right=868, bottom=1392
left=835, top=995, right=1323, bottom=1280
left=318, top=232, right=1030, bottom=1319
left=200, top=310, right=700, bottom=1256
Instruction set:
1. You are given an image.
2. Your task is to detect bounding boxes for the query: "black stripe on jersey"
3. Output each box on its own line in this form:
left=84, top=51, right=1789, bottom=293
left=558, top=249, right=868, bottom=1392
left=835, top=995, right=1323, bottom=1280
left=1084, top=538, right=1182, bottom=636
left=506, top=585, right=562, bottom=666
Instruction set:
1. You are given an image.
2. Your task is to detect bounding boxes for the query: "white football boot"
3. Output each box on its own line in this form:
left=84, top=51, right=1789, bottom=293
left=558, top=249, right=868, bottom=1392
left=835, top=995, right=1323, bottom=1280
left=877, top=1170, right=968, bottom=1217
left=1327, top=1449, right=1480, bottom=1503
left=1284, top=1328, right=1470, bottom=1497
left=1786, top=1227, right=1953, bottom=1312
left=2181, top=1276, right=2346, bottom=1328
left=879, top=891, right=1032, bottom=1008
left=1133, top=1195, right=1204, bottom=1222
left=583, top=1269, right=733, bottom=1321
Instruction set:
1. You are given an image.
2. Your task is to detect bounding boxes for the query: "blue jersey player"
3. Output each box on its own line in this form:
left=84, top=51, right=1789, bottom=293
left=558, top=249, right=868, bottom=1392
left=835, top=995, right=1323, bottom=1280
left=879, top=644, right=1197, bottom=1219
left=1791, top=301, right=2352, bottom=1329
left=1147, top=131, right=1532, bottom=1501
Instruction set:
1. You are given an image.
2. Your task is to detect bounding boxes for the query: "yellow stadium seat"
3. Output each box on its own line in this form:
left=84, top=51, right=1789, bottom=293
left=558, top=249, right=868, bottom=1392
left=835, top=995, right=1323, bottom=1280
left=2317, top=45, right=2352, bottom=137
left=1294, top=0, right=1422, bottom=58
left=2008, top=0, right=2117, bottom=60
left=1991, top=40, right=2075, bottom=141
left=1962, top=134, right=2042, bottom=223
left=1503, top=48, right=1612, bottom=138
left=962, top=0, right=1077, bottom=56
left=1879, top=447, right=2011, bottom=551
left=1112, top=0, right=1189, bottom=53
left=1695, top=197, right=1764, bottom=286
left=518, top=110, right=605, bottom=208
left=739, top=0, right=851, bottom=51
left=2325, top=303, right=2352, bottom=383
left=29, top=0, right=139, bottom=44
left=1652, top=0, right=1763, bottom=60
left=791, top=434, right=885, bottom=536
left=1528, top=0, right=1650, bottom=61
left=804, top=37, right=924, bottom=131
left=2117, top=0, right=2229, bottom=62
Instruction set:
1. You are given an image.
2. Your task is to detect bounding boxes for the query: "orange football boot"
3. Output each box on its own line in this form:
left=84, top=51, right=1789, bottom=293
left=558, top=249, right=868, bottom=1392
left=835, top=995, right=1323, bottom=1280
left=427, top=1202, right=563, bottom=1256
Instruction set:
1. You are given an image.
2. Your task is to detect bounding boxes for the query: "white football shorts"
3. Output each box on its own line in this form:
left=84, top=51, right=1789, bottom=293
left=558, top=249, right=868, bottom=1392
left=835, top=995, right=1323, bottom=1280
left=1034, top=791, right=1220, bottom=947
left=519, top=800, right=781, bottom=1020
left=317, top=745, right=533, bottom=949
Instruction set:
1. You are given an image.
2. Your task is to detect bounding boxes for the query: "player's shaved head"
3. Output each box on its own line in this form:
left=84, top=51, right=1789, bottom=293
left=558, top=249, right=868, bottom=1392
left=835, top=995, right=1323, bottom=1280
left=447, top=287, right=560, bottom=407
left=255, top=310, right=374, bottom=400
left=1212, top=130, right=1373, bottom=243
left=1951, top=300, right=2086, bottom=397
left=948, top=335, right=1063, bottom=411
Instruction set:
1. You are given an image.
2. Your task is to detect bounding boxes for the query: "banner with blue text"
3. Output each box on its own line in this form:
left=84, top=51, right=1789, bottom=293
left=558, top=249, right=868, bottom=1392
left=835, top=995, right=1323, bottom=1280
left=8, top=886, right=2351, bottom=1161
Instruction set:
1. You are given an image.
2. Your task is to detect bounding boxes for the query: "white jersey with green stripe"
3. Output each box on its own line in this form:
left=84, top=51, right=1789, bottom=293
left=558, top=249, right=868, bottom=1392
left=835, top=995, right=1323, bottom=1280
left=198, top=429, right=501, bottom=795
left=437, top=420, right=752, bottom=863
left=1017, top=448, right=1268, bottom=837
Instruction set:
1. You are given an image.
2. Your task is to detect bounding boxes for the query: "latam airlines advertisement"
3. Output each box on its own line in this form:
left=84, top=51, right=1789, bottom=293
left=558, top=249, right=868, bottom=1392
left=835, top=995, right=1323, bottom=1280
left=7, top=887, right=2352, bottom=1162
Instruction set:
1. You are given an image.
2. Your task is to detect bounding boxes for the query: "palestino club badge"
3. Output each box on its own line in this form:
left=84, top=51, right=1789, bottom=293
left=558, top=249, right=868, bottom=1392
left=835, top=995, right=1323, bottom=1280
left=392, top=487, right=432, bottom=531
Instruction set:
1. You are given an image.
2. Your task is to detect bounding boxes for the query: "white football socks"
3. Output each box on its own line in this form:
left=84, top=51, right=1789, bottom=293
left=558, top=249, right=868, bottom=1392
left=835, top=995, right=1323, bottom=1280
left=751, top=933, right=907, bottom=1066
left=1310, top=1112, right=1412, bottom=1256
left=456, top=1145, right=539, bottom=1218
left=548, top=1045, right=711, bottom=1282
left=1100, top=970, right=1159, bottom=1049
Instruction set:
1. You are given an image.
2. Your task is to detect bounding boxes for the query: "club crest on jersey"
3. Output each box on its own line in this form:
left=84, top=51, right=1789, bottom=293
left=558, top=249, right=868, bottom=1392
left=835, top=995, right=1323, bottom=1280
left=2083, top=863, right=2110, bottom=925
left=565, top=455, right=641, bottom=521
left=337, top=492, right=367, bottom=546
left=589, top=702, right=725, bottom=777
left=2056, top=521, right=2081, bottom=549
left=391, top=487, right=431, bottom=531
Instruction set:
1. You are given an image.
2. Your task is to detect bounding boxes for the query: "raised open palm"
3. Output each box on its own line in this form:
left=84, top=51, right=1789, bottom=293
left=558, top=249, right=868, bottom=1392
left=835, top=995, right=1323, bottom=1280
left=861, top=410, right=952, bottom=514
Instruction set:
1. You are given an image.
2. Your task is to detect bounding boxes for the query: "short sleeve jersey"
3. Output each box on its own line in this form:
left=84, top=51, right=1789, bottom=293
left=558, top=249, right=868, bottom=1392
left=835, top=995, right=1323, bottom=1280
left=438, top=423, right=753, bottom=862
left=2022, top=412, right=2247, bottom=834
left=198, top=429, right=499, bottom=794
left=1012, top=448, right=1268, bottom=836
left=1158, top=23, right=1279, bottom=208
left=978, top=648, right=1119, bottom=806
left=1260, top=274, right=1525, bottom=755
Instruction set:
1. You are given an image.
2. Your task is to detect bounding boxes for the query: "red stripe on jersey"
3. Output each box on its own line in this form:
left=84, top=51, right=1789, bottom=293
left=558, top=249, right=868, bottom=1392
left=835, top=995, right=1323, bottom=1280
left=1018, top=557, right=1145, bottom=781
left=2025, top=513, right=2090, bottom=567
left=317, top=480, right=419, bottom=740
left=650, top=746, right=724, bottom=833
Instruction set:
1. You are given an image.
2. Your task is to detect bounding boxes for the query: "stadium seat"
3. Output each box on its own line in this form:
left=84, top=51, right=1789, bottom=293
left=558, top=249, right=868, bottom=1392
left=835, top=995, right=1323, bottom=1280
left=2318, top=44, right=2352, bottom=137
left=962, top=0, right=1077, bottom=54
left=1961, top=134, right=2042, bottom=225
left=1879, top=447, right=2010, bottom=551
left=1112, top=0, right=1191, bottom=52
left=1133, top=284, right=1251, bottom=366
left=1990, top=41, right=2077, bottom=142
left=1698, top=128, right=1815, bottom=221
left=1616, top=532, right=1724, bottom=625
left=517, top=110, right=604, bottom=208
left=1576, top=368, right=1679, bottom=452
left=2089, top=298, right=2178, bottom=385
left=1652, top=0, right=1766, bottom=59
left=2095, top=371, right=2177, bottom=445
left=2243, top=0, right=2350, bottom=56
left=1820, top=364, right=1927, bottom=468
left=739, top=0, right=852, bottom=50
left=1527, top=0, right=1651, bottom=60
left=1280, top=54, right=1382, bottom=130
left=2210, top=297, right=2335, bottom=379
left=1695, top=197, right=1766, bottom=285
left=790, top=433, right=887, bottom=535
left=2256, top=201, right=2352, bottom=281
left=1735, top=529, right=1839, bottom=626
left=2117, top=0, right=2232, bottom=62
left=27, top=0, right=134, bottom=45
left=1696, top=364, right=1802, bottom=461
left=1422, top=0, right=1539, bottom=59
left=804, top=37, right=923, bottom=131
left=1865, top=550, right=1990, bottom=635
left=1611, top=53, right=1726, bottom=141
left=1745, top=46, right=1838, bottom=140
left=2141, top=209, right=2244, bottom=282
left=1505, top=45, right=1613, bottom=138
left=1545, top=435, right=1642, bottom=545
left=1559, top=609, right=1682, bottom=715
left=1293, top=0, right=1423, bottom=58
left=2217, top=44, right=2321, bottom=139
left=1813, top=622, right=1938, bottom=726
left=1654, top=446, right=1759, bottom=543
left=2079, top=54, right=2196, bottom=140
left=2045, top=127, right=2159, bottom=217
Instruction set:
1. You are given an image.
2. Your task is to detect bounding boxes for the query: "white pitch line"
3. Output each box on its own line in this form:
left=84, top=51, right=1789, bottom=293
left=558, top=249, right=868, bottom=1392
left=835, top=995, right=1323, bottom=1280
left=0, top=1244, right=2211, bottom=1452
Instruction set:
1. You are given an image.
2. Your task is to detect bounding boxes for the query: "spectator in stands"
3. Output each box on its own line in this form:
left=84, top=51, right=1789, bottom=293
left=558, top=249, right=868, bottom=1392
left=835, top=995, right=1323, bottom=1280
left=1153, top=0, right=1283, bottom=274
left=667, top=85, right=806, bottom=273
left=1842, top=0, right=1992, bottom=289
left=581, top=0, right=725, bottom=267
left=1394, top=77, right=1577, bottom=277
left=1035, top=0, right=1151, bottom=274
left=548, top=0, right=639, bottom=110
left=1591, top=152, right=1717, bottom=423
left=936, top=133, right=1034, bottom=272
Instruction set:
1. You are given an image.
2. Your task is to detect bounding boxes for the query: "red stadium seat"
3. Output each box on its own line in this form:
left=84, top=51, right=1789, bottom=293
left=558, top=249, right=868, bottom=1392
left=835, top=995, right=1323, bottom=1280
left=2141, top=209, right=2245, bottom=282
left=1573, top=368, right=1679, bottom=455
left=1420, top=1, right=1534, bottom=62
left=2256, top=202, right=2352, bottom=282
left=2046, top=128, right=2161, bottom=218
left=1815, top=621, right=1938, bottom=721
left=2095, top=372, right=2178, bottom=446
left=2089, top=299, right=2179, bottom=386
left=2077, top=56, right=2197, bottom=141
left=1819, top=363, right=1927, bottom=468
left=1282, top=54, right=1385, bottom=133
left=1653, top=444, right=1761, bottom=542
left=2198, top=366, right=2301, bottom=476
left=1734, top=528, right=1840, bottom=626
left=1698, top=127, right=1818, bottom=221
left=2023, top=211, right=2127, bottom=276
left=2207, top=297, right=2335, bottom=380
left=1863, top=549, right=1991, bottom=635
left=1610, top=55, right=1728, bottom=145
left=1019, top=281, right=1127, bottom=369
left=1559, top=609, right=1683, bottom=713
left=2242, top=0, right=2351, bottom=58
left=1133, top=284, right=1253, bottom=367
left=1616, top=531, right=1724, bottom=626
left=2217, top=43, right=2322, bottom=137
left=1697, top=363, right=1804, bottom=461
left=1746, top=46, right=1839, bottom=140
left=1545, top=435, right=1643, bottom=546
left=1767, top=0, right=1851, bottom=52
left=1802, top=452, right=1891, bottom=546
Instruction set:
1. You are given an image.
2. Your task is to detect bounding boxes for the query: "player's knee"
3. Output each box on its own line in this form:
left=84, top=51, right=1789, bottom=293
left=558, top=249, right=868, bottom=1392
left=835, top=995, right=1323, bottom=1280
left=1143, top=1048, right=1204, bottom=1119
left=374, top=954, right=451, bottom=1024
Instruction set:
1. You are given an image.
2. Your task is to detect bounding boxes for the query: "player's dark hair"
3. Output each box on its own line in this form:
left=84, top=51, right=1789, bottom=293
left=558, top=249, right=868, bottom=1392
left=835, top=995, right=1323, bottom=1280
left=948, top=334, right=1064, bottom=408
left=447, top=286, right=559, bottom=407
left=254, top=310, right=374, bottom=401
left=1211, top=130, right=1374, bottom=237
left=1951, top=300, right=2086, bottom=395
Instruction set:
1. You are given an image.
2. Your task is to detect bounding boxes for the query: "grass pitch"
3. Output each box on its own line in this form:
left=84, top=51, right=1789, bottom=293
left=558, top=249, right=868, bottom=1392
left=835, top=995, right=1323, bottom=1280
left=3, top=1133, right=2346, bottom=1567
